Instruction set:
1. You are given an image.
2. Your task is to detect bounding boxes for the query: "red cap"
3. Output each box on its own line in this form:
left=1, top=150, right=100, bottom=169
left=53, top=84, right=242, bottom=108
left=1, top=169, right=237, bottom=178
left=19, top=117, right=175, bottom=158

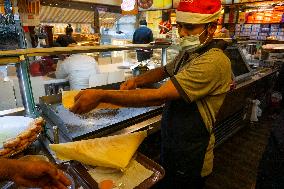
left=177, top=0, right=221, bottom=15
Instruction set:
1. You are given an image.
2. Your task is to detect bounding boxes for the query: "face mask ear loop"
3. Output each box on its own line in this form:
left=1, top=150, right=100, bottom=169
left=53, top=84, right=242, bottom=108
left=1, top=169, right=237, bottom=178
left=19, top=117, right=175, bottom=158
left=199, top=27, right=207, bottom=37
left=198, top=24, right=211, bottom=46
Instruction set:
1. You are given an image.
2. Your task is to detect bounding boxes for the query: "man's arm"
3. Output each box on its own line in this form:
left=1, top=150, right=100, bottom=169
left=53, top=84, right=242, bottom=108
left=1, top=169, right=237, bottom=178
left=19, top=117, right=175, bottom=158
left=0, top=159, right=10, bottom=180
left=71, top=80, right=180, bottom=114
left=0, top=159, right=71, bottom=188
left=120, top=67, right=168, bottom=90
left=121, top=50, right=181, bottom=90
left=55, top=60, right=68, bottom=79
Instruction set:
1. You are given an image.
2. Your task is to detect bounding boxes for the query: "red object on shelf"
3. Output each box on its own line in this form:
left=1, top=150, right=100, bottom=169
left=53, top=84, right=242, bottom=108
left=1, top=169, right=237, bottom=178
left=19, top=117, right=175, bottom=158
left=29, top=57, right=55, bottom=77
left=23, top=26, right=29, bottom=33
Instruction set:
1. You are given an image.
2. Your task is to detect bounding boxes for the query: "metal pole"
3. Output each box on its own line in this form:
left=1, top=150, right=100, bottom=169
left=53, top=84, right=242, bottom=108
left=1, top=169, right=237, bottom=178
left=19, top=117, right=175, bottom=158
left=161, top=47, right=167, bottom=66
left=16, top=59, right=36, bottom=117
left=13, top=0, right=36, bottom=117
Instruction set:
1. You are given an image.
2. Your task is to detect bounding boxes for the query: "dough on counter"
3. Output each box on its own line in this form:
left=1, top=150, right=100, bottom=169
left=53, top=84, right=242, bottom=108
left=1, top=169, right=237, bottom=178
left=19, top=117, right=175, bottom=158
left=62, top=90, right=80, bottom=109
left=50, top=131, right=147, bottom=170
left=62, top=90, right=122, bottom=110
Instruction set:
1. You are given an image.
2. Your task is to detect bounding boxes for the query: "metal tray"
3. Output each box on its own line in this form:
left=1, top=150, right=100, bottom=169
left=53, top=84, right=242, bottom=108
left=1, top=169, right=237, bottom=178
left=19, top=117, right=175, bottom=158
left=39, top=94, right=163, bottom=141
left=71, top=152, right=165, bottom=189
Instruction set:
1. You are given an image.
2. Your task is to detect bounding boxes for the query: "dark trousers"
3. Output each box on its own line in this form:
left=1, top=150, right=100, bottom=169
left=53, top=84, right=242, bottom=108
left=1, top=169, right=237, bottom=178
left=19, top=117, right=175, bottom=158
left=279, top=65, right=284, bottom=107
left=136, top=51, right=152, bottom=62
left=256, top=124, right=284, bottom=189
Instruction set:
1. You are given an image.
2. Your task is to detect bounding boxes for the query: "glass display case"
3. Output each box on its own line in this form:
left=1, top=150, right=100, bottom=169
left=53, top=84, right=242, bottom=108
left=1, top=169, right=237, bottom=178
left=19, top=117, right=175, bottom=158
left=0, top=44, right=169, bottom=116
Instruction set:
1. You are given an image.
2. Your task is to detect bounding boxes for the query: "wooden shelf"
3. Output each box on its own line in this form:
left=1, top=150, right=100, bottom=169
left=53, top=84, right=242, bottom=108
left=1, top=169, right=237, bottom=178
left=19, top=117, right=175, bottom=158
left=0, top=57, right=21, bottom=65
left=0, top=44, right=170, bottom=65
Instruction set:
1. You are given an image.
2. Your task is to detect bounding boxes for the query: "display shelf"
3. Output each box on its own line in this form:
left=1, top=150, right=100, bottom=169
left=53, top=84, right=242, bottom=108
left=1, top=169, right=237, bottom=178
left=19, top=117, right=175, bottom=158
left=0, top=57, right=20, bottom=65
left=235, top=37, right=284, bottom=41
left=233, top=0, right=283, bottom=5
left=242, top=23, right=284, bottom=24
left=0, top=44, right=170, bottom=118
left=0, top=44, right=170, bottom=65
left=235, top=23, right=284, bottom=41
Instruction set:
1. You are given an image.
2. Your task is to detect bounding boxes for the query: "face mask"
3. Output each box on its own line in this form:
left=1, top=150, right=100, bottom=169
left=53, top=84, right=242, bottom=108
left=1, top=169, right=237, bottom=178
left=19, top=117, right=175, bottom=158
left=179, top=35, right=200, bottom=49
left=179, top=28, right=207, bottom=51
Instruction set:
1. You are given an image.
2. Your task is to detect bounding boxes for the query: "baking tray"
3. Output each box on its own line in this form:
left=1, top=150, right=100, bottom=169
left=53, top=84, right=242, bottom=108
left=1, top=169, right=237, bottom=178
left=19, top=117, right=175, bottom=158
left=39, top=94, right=163, bottom=141
left=71, top=152, right=165, bottom=189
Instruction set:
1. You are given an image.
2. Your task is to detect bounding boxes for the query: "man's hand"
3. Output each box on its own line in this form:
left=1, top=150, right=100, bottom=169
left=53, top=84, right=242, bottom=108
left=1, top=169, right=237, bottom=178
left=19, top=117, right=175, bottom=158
left=120, top=78, right=137, bottom=90
left=70, top=89, right=103, bottom=114
left=10, top=160, right=71, bottom=189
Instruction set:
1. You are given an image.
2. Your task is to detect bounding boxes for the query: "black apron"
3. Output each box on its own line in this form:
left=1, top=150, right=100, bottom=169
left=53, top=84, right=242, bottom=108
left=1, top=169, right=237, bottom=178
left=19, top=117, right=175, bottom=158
left=160, top=100, right=210, bottom=189
left=159, top=42, right=222, bottom=189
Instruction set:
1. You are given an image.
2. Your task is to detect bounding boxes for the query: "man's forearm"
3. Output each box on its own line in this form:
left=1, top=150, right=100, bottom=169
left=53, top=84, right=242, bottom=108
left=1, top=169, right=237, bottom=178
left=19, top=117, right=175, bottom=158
left=134, top=67, right=167, bottom=87
left=0, top=159, right=13, bottom=181
left=101, top=89, right=166, bottom=107
left=71, top=80, right=180, bottom=114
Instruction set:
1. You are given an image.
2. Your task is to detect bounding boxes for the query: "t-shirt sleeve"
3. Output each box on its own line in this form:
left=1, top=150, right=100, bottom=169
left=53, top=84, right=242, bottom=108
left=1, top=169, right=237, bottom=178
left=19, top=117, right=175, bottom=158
left=171, top=56, right=221, bottom=103
left=55, top=60, right=68, bottom=79
left=164, top=59, right=176, bottom=77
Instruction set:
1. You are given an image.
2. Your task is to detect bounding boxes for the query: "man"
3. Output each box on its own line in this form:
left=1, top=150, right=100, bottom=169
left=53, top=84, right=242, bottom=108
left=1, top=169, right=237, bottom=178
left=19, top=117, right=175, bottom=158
left=55, top=54, right=100, bottom=90
left=133, top=20, right=154, bottom=62
left=70, top=0, right=232, bottom=188
left=55, top=24, right=77, bottom=47
left=0, top=158, right=71, bottom=188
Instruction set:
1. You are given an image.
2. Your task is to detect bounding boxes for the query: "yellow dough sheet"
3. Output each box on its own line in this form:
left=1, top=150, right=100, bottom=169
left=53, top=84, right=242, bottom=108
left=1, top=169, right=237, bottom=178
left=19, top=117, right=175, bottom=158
left=50, top=131, right=147, bottom=170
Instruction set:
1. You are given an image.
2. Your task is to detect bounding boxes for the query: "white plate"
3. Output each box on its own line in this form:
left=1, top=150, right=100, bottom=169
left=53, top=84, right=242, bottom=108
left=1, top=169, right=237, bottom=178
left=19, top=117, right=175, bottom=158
left=0, top=116, right=34, bottom=149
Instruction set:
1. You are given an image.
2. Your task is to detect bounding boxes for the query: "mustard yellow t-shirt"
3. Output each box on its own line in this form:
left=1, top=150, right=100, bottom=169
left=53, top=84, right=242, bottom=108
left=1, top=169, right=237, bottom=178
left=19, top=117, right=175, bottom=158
left=165, top=48, right=232, bottom=176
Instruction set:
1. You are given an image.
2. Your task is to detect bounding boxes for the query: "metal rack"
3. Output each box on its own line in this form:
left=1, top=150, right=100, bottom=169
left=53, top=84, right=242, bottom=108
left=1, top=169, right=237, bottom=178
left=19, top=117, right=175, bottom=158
left=0, top=44, right=169, bottom=116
